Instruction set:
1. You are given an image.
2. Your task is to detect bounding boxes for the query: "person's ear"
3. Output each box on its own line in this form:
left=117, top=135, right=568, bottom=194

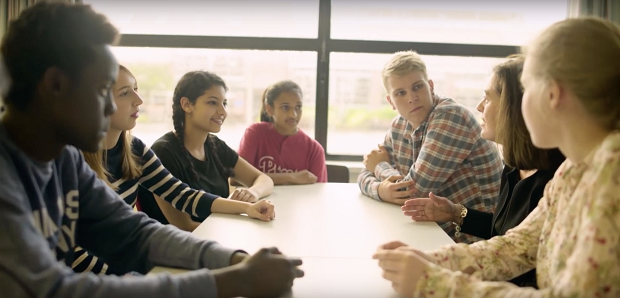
left=547, top=80, right=563, bottom=111
left=386, top=95, right=396, bottom=110
left=266, top=104, right=274, bottom=117
left=41, top=67, right=72, bottom=101
left=428, top=79, right=435, bottom=95
left=180, top=97, right=193, bottom=113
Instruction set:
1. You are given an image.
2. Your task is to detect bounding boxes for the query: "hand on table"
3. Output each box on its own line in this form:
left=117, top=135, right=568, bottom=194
left=373, top=241, right=433, bottom=297
left=376, top=241, right=434, bottom=262
left=229, top=188, right=259, bottom=203
left=377, top=175, right=416, bottom=205
left=245, top=200, right=276, bottom=222
left=291, top=170, right=318, bottom=185
left=402, top=192, right=458, bottom=222
left=363, top=144, right=390, bottom=172
left=239, top=247, right=304, bottom=298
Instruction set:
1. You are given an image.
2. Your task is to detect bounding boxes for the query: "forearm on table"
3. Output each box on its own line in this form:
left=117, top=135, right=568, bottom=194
left=248, top=174, right=273, bottom=197
left=211, top=198, right=251, bottom=215
left=2, top=267, right=220, bottom=298
left=263, top=172, right=295, bottom=185
left=374, top=161, right=401, bottom=181
left=357, top=170, right=381, bottom=200
left=427, top=208, right=543, bottom=278
left=415, top=265, right=541, bottom=298
left=146, top=224, right=241, bottom=270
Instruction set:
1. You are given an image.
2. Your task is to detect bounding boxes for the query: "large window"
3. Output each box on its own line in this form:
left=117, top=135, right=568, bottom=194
left=88, top=1, right=320, bottom=38
left=331, top=0, right=568, bottom=45
left=85, top=0, right=568, bottom=161
left=327, top=53, right=503, bottom=156
left=112, top=47, right=316, bottom=149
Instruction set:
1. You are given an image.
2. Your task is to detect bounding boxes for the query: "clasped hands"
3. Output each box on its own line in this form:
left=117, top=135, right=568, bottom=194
left=217, top=248, right=304, bottom=298
left=364, top=145, right=417, bottom=205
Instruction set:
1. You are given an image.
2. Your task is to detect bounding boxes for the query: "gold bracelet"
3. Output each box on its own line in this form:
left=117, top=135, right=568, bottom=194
left=453, top=204, right=468, bottom=237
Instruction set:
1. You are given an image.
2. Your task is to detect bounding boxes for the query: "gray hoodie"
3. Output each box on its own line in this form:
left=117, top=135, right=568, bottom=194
left=0, top=123, right=240, bottom=298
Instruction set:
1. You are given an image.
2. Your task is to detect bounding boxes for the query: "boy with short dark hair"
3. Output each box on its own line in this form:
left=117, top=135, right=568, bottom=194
left=0, top=3, right=302, bottom=298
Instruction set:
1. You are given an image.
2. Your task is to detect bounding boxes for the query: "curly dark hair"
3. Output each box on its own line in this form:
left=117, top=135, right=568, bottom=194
left=1, top=2, right=118, bottom=110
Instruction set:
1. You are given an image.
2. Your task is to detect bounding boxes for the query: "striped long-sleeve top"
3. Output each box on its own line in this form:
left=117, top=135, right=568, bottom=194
left=72, top=136, right=220, bottom=275
left=357, top=96, right=503, bottom=243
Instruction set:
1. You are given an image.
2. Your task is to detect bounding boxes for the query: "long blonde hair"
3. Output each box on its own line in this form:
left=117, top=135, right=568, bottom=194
left=523, top=17, right=620, bottom=131
left=83, top=65, right=143, bottom=189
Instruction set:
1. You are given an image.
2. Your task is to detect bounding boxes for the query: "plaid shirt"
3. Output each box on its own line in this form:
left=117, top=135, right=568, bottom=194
left=357, top=97, right=503, bottom=243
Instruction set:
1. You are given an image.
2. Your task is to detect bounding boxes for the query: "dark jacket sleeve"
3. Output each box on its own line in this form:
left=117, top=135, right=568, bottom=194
left=459, top=208, right=494, bottom=240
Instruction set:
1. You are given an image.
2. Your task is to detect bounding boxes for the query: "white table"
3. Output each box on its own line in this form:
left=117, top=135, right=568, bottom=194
left=154, top=183, right=455, bottom=297
left=150, top=258, right=399, bottom=297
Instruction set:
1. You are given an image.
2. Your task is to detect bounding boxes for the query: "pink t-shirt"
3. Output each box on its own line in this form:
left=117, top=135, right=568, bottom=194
left=238, top=122, right=327, bottom=182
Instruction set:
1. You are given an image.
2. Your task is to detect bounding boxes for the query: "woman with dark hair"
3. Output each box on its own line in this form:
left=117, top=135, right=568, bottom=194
left=400, top=55, right=565, bottom=287
left=238, top=80, right=327, bottom=185
left=75, top=66, right=275, bottom=274
left=143, top=71, right=274, bottom=231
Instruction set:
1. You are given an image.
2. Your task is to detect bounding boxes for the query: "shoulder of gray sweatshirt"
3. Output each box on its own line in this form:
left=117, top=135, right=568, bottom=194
left=0, top=123, right=242, bottom=298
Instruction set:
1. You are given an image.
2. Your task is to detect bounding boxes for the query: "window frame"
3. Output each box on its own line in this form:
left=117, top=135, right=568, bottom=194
left=102, top=0, right=524, bottom=162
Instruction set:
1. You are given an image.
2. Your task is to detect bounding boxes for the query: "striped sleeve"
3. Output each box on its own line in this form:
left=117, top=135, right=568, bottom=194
left=137, top=143, right=219, bottom=219
left=71, top=138, right=222, bottom=275
left=72, top=246, right=108, bottom=275
left=381, top=108, right=477, bottom=197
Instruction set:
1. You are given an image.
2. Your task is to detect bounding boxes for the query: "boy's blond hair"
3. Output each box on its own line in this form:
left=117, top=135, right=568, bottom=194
left=381, top=51, right=428, bottom=91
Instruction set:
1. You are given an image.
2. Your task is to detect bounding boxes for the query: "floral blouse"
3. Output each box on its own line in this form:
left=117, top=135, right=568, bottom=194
left=417, top=131, right=620, bottom=297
